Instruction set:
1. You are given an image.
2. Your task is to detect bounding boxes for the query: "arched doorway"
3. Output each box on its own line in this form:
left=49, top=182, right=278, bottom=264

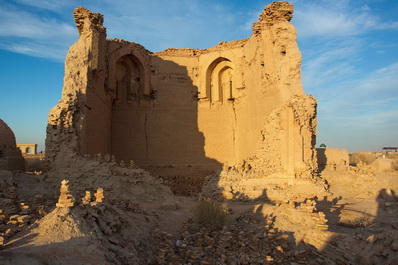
left=111, top=54, right=145, bottom=163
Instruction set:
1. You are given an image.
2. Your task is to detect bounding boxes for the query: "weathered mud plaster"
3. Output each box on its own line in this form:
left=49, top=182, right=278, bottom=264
left=46, top=1, right=317, bottom=178
left=0, top=119, right=25, bottom=171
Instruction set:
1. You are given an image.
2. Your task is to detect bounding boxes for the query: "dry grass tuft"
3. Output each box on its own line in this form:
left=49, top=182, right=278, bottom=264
left=392, top=160, right=398, bottom=171
left=349, top=153, right=377, bottom=166
left=194, top=198, right=229, bottom=230
left=338, top=215, right=373, bottom=228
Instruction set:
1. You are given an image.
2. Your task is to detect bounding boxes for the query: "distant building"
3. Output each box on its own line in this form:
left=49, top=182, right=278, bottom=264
left=382, top=147, right=398, bottom=152
left=17, top=144, right=38, bottom=154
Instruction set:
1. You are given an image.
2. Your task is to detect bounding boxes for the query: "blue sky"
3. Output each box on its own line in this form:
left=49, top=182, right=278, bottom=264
left=0, top=0, right=397, bottom=152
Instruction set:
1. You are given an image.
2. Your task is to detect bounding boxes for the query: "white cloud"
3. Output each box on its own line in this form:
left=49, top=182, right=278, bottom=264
left=0, top=0, right=260, bottom=57
left=295, top=1, right=398, bottom=151
left=314, top=62, right=398, bottom=151
left=1, top=0, right=397, bottom=152
left=0, top=5, right=74, bottom=40
left=12, top=0, right=76, bottom=11
left=79, top=0, right=255, bottom=52
left=0, top=1, right=78, bottom=61
left=293, top=0, right=396, bottom=39
left=0, top=40, right=70, bottom=61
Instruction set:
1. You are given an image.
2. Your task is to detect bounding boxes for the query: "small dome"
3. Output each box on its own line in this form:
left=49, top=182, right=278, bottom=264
left=0, top=119, right=18, bottom=149
left=0, top=119, right=25, bottom=171
left=319, top=143, right=326, bottom=148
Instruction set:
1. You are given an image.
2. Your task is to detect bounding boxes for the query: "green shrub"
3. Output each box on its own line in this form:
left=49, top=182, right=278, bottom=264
left=194, top=198, right=228, bottom=230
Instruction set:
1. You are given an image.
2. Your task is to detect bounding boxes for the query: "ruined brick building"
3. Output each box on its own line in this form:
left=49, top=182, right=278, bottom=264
left=46, top=1, right=317, bottom=179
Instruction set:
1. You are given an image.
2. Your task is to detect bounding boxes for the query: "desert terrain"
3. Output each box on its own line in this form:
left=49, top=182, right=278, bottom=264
left=1, top=147, right=397, bottom=264
left=1, top=1, right=398, bottom=264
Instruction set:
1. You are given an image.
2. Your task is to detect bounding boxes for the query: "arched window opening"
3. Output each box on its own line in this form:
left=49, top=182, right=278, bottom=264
left=114, top=54, right=143, bottom=104
left=206, top=58, right=235, bottom=103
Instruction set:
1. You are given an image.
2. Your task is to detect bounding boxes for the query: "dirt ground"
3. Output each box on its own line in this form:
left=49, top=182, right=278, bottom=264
left=1, top=155, right=398, bottom=264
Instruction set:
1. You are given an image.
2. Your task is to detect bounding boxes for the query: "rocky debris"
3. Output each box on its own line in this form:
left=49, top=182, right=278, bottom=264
left=159, top=175, right=207, bottom=196
left=19, top=202, right=30, bottom=215
left=152, top=203, right=398, bottom=264
left=32, top=194, right=47, bottom=215
left=0, top=178, right=159, bottom=264
left=319, top=229, right=398, bottom=264
left=5, top=187, right=18, bottom=200
left=1, top=165, right=397, bottom=264
left=203, top=170, right=329, bottom=203
left=293, top=199, right=329, bottom=231
left=0, top=188, right=49, bottom=246
left=43, top=151, right=172, bottom=204
left=153, top=213, right=320, bottom=264
left=0, top=198, right=18, bottom=217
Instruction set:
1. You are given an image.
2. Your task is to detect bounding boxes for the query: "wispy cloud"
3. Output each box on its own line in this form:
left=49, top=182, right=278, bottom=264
left=0, top=0, right=259, bottom=58
left=0, top=1, right=77, bottom=61
left=12, top=0, right=76, bottom=11
left=93, top=0, right=253, bottom=51
left=292, top=0, right=397, bottom=39
left=1, top=0, right=397, bottom=152
left=314, top=62, right=398, bottom=151
left=291, top=0, right=398, bottom=151
left=0, top=4, right=75, bottom=39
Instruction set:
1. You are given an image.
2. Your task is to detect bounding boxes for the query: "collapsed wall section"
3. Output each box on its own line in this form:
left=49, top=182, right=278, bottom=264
left=46, top=7, right=110, bottom=168
left=46, top=1, right=317, bottom=178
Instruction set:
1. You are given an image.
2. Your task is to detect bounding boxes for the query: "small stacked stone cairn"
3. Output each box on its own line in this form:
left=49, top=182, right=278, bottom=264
left=82, top=191, right=92, bottom=205
left=55, top=180, right=75, bottom=208
left=92, top=188, right=104, bottom=205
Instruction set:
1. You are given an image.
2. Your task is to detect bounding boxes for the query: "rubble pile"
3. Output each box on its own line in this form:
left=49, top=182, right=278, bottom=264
left=159, top=175, right=207, bottom=196
left=316, top=229, right=398, bottom=264
left=43, top=153, right=173, bottom=204
left=153, top=212, right=321, bottom=264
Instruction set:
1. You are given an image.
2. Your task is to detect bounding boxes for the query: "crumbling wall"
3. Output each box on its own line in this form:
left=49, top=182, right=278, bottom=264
left=46, top=7, right=109, bottom=169
left=46, top=1, right=317, bottom=178
left=317, top=148, right=349, bottom=172
left=244, top=95, right=318, bottom=177
left=0, top=119, right=25, bottom=171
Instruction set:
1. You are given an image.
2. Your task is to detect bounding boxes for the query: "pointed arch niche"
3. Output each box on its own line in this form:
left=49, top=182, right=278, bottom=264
left=111, top=54, right=146, bottom=164
left=205, top=58, right=235, bottom=103
left=113, top=54, right=144, bottom=104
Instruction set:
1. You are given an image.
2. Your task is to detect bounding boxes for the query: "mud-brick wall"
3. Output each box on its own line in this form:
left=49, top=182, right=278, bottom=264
left=47, top=2, right=318, bottom=177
